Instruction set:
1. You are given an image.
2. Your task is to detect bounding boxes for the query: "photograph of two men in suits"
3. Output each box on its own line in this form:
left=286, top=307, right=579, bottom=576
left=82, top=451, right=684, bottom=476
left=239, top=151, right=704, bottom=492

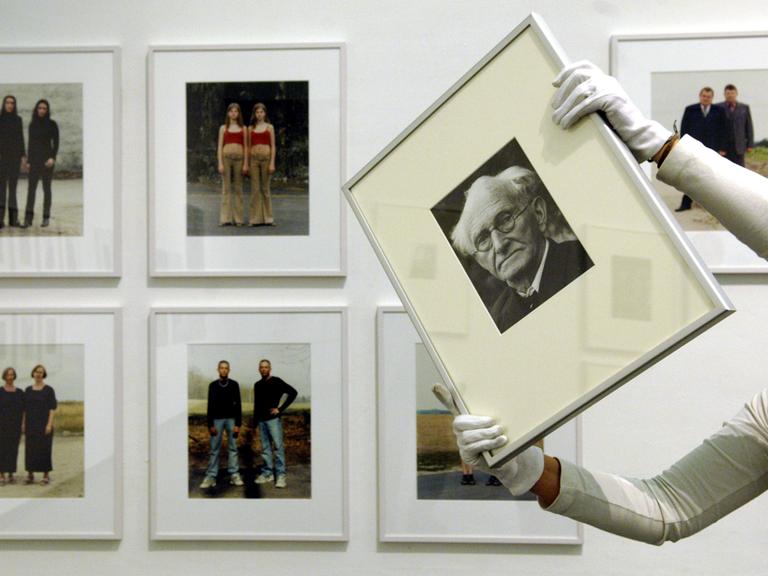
left=676, top=84, right=756, bottom=211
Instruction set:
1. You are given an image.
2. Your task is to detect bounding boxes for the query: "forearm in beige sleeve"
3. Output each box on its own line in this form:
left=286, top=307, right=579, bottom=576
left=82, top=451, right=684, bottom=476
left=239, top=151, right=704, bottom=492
left=657, top=135, right=768, bottom=259
left=545, top=389, right=768, bottom=545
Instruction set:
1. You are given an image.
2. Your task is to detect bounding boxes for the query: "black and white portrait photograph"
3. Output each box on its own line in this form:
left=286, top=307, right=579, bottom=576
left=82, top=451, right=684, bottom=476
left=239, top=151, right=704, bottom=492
left=186, top=81, right=309, bottom=237
left=431, top=138, right=594, bottom=333
left=0, top=84, right=83, bottom=236
left=187, top=343, right=311, bottom=499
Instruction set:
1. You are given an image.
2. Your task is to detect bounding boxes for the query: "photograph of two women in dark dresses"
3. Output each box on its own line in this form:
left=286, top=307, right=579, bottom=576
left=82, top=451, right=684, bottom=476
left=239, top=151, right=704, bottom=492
left=0, top=84, right=83, bottom=236
left=0, top=344, right=84, bottom=498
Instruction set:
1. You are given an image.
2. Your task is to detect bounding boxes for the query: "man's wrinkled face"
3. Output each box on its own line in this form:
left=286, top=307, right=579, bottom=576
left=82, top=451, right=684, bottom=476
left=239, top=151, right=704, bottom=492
left=465, top=185, right=546, bottom=288
left=699, top=90, right=713, bottom=107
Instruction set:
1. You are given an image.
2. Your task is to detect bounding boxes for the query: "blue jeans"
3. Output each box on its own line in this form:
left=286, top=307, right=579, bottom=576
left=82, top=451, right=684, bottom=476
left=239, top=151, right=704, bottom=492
left=205, top=418, right=239, bottom=479
left=258, top=418, right=285, bottom=477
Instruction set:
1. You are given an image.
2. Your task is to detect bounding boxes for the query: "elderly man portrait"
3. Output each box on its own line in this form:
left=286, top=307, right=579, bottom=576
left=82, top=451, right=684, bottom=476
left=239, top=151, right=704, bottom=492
left=450, top=166, right=593, bottom=333
left=717, top=83, right=754, bottom=167
left=675, top=87, right=727, bottom=212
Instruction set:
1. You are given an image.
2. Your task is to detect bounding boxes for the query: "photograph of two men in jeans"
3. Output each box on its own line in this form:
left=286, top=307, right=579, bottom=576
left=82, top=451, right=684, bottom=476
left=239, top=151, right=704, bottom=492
left=187, top=346, right=311, bottom=499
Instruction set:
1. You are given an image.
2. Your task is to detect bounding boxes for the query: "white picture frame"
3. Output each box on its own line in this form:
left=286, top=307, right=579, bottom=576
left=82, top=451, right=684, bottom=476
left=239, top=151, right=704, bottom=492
left=148, top=43, right=346, bottom=277
left=150, top=307, right=347, bottom=540
left=611, top=32, right=768, bottom=273
left=0, top=308, right=122, bottom=539
left=377, top=307, right=581, bottom=544
left=0, top=47, right=121, bottom=277
left=344, top=14, right=733, bottom=466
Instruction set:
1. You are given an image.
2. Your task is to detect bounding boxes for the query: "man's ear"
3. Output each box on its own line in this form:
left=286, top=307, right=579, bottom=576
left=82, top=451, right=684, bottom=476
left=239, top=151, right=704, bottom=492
left=531, top=196, right=547, bottom=232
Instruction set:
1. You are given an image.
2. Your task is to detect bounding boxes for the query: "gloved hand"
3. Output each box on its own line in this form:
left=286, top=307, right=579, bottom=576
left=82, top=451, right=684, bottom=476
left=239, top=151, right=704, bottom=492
left=551, top=60, right=672, bottom=163
left=432, top=383, right=545, bottom=496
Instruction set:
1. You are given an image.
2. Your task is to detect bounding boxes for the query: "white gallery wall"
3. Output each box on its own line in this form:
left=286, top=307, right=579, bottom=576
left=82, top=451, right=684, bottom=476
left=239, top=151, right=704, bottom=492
left=2, top=0, right=768, bottom=574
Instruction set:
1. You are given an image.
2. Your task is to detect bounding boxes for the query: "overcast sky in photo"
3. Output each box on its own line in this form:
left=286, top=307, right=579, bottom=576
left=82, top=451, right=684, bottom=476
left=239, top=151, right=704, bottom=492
left=0, top=344, right=84, bottom=401
left=652, top=69, right=768, bottom=142
left=188, top=343, right=311, bottom=398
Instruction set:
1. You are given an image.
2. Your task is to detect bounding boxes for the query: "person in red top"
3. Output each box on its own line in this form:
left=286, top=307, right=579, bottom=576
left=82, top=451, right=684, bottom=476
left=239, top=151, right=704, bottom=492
left=247, top=103, right=277, bottom=226
left=217, top=103, right=249, bottom=226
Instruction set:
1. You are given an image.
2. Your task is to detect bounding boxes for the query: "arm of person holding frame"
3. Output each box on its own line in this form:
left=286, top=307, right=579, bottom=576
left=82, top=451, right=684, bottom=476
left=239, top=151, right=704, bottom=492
left=437, top=61, right=768, bottom=546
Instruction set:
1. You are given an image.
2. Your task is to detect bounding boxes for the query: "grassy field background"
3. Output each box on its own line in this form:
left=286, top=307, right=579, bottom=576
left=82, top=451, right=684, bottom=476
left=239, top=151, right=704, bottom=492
left=747, top=146, right=768, bottom=176
left=55, top=401, right=84, bottom=434
left=417, top=412, right=461, bottom=472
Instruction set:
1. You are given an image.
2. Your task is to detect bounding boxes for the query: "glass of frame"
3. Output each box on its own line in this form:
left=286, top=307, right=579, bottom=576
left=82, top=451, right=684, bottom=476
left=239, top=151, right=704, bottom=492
left=611, top=32, right=768, bottom=273
left=148, top=44, right=345, bottom=277
left=377, top=307, right=581, bottom=544
left=0, top=47, right=120, bottom=277
left=150, top=307, right=347, bottom=540
left=0, top=308, right=121, bottom=539
left=344, top=14, right=733, bottom=465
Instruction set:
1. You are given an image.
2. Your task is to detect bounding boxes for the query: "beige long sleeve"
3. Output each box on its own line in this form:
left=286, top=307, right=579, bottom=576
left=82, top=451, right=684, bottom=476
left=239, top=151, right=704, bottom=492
left=546, top=389, right=768, bottom=545
left=657, top=134, right=768, bottom=259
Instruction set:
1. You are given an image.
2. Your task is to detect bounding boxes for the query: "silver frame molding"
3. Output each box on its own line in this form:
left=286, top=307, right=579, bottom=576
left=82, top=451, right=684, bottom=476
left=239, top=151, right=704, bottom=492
left=344, top=13, right=734, bottom=465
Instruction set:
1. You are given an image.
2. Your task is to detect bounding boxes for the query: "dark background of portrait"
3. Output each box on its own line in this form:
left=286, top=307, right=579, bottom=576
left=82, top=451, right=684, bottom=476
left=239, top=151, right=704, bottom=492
left=186, top=81, right=309, bottom=185
left=431, top=138, right=578, bottom=309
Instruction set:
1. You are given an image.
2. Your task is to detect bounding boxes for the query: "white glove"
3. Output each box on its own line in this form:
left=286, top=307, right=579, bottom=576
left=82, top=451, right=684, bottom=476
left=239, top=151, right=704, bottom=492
left=432, top=384, right=544, bottom=496
left=551, top=60, right=672, bottom=163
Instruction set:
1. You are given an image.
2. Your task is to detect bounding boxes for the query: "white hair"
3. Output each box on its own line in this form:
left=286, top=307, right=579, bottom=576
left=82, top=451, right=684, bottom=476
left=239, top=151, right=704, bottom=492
left=450, top=166, right=541, bottom=256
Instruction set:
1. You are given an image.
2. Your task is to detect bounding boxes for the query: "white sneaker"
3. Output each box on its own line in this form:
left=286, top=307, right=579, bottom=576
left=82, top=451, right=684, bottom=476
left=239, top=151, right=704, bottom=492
left=275, top=475, right=287, bottom=489
left=255, top=473, right=274, bottom=485
left=200, top=476, right=216, bottom=489
left=230, top=473, right=244, bottom=486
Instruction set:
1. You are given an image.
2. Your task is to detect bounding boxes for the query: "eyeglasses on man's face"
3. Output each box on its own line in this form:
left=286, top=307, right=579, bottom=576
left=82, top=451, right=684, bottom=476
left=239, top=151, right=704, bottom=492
left=472, top=198, right=536, bottom=254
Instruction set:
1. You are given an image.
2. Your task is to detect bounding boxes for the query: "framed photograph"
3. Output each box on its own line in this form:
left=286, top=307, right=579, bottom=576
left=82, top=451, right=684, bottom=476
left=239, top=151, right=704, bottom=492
left=344, top=14, right=733, bottom=466
left=0, top=308, right=121, bottom=539
left=148, top=44, right=345, bottom=276
left=151, top=307, right=347, bottom=540
left=0, top=47, right=120, bottom=277
left=611, top=32, right=768, bottom=273
left=377, top=307, right=581, bottom=543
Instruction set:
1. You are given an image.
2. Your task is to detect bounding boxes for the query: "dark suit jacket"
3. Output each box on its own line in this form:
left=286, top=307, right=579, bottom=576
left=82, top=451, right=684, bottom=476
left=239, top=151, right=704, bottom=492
left=717, top=101, right=754, bottom=155
left=489, top=239, right=593, bottom=333
left=680, top=103, right=726, bottom=151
